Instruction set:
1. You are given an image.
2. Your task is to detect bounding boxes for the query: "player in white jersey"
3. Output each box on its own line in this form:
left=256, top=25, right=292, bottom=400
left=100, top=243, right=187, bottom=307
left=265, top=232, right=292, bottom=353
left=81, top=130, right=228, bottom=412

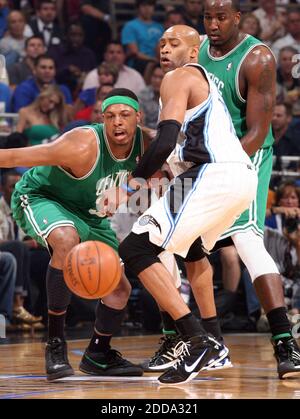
left=100, top=25, right=257, bottom=385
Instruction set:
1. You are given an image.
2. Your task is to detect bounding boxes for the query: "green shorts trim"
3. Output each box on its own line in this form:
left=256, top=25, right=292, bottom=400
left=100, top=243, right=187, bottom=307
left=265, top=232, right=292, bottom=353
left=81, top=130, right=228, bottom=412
left=220, top=146, right=272, bottom=239
left=11, top=192, right=119, bottom=252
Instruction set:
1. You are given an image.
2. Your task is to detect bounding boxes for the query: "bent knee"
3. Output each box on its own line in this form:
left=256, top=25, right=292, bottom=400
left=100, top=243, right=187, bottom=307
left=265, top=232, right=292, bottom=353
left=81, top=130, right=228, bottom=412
left=47, top=226, right=80, bottom=258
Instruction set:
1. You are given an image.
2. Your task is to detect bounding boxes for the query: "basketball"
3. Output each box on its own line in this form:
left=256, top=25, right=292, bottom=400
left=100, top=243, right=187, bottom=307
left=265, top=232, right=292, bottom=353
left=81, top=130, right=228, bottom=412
left=63, top=241, right=122, bottom=299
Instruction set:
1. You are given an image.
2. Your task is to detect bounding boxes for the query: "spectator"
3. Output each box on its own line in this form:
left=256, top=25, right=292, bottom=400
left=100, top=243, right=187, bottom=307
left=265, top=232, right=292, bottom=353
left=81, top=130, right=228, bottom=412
left=8, top=35, right=46, bottom=86
left=56, top=0, right=81, bottom=29
left=264, top=182, right=300, bottom=314
left=89, top=99, right=103, bottom=124
left=239, top=13, right=262, bottom=39
left=0, top=251, right=17, bottom=325
left=138, top=63, right=163, bottom=129
left=16, top=85, right=69, bottom=146
left=12, top=54, right=72, bottom=112
left=80, top=0, right=112, bottom=62
left=0, top=11, right=29, bottom=69
left=74, top=62, right=118, bottom=112
left=179, top=0, right=205, bottom=34
left=164, top=9, right=186, bottom=30
left=271, top=10, right=300, bottom=60
left=253, top=0, right=286, bottom=45
left=272, top=102, right=300, bottom=156
left=0, top=169, right=43, bottom=328
left=121, top=0, right=163, bottom=75
left=0, top=0, right=9, bottom=39
left=29, top=0, right=62, bottom=48
left=48, top=22, right=96, bottom=89
left=266, top=181, right=300, bottom=232
left=83, top=41, right=146, bottom=95
left=0, top=81, right=11, bottom=111
left=276, top=46, right=300, bottom=116
left=74, top=83, right=113, bottom=121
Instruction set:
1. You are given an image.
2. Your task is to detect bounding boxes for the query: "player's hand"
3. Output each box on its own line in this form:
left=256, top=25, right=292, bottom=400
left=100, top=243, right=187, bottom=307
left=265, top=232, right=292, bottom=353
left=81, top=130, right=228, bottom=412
left=99, top=186, right=129, bottom=217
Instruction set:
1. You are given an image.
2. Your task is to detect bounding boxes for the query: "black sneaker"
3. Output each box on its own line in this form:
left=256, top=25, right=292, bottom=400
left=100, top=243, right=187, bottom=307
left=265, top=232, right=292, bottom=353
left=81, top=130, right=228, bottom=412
left=45, top=337, right=74, bottom=381
left=141, top=335, right=181, bottom=372
left=272, top=337, right=300, bottom=379
left=158, top=335, right=226, bottom=385
left=79, top=348, right=144, bottom=376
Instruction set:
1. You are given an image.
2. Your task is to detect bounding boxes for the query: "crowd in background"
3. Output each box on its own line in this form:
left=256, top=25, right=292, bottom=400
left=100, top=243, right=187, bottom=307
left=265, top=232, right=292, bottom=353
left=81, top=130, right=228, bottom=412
left=0, top=0, right=300, bottom=335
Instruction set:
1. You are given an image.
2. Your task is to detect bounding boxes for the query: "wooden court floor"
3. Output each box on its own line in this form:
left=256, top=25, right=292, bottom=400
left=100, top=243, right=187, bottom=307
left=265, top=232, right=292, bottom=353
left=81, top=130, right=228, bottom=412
left=0, top=334, right=300, bottom=399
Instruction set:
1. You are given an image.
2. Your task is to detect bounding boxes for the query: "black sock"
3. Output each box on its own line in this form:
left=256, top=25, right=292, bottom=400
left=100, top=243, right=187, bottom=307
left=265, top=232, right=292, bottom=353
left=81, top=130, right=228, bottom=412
left=202, top=316, right=222, bottom=341
left=48, top=312, right=66, bottom=340
left=266, top=307, right=292, bottom=340
left=88, top=332, right=112, bottom=353
left=160, top=311, right=177, bottom=335
left=175, top=312, right=206, bottom=337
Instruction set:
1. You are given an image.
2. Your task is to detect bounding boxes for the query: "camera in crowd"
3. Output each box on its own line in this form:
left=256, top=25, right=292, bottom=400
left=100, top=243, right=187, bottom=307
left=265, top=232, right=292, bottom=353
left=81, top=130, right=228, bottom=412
left=283, top=216, right=300, bottom=234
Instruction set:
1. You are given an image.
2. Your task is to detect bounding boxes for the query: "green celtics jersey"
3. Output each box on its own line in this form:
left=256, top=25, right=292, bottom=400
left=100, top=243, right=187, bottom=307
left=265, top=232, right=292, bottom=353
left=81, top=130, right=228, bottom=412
left=14, top=124, right=144, bottom=222
left=198, top=34, right=274, bottom=149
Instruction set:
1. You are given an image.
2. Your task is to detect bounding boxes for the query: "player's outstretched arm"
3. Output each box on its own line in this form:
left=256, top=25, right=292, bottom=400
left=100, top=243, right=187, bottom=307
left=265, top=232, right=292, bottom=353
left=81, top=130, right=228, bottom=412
left=241, top=46, right=276, bottom=156
left=0, top=128, right=95, bottom=169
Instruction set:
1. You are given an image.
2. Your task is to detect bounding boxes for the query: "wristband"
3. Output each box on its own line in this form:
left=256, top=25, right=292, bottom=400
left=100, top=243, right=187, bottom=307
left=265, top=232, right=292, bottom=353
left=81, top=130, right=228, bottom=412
left=120, top=183, right=137, bottom=194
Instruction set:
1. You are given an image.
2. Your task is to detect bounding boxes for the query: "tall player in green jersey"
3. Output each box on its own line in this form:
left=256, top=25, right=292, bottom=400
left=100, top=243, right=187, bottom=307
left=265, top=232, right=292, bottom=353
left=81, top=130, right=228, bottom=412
left=0, top=88, right=145, bottom=381
left=198, top=0, right=300, bottom=378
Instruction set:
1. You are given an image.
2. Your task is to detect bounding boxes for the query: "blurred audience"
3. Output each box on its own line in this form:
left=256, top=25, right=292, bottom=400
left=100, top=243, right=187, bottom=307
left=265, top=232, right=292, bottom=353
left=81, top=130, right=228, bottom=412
left=138, top=63, right=163, bottom=129
left=8, top=35, right=45, bottom=86
left=121, top=0, right=163, bottom=74
left=0, top=10, right=30, bottom=69
left=83, top=41, right=146, bottom=95
left=164, top=8, right=186, bottom=29
left=29, top=0, right=62, bottom=48
left=80, top=0, right=112, bottom=62
left=0, top=0, right=9, bottom=39
left=48, top=22, right=96, bottom=95
left=276, top=46, right=300, bottom=116
left=0, top=251, right=16, bottom=325
left=253, top=0, right=286, bottom=44
left=272, top=102, right=300, bottom=156
left=0, top=169, right=43, bottom=329
left=12, top=54, right=72, bottom=111
left=179, top=0, right=205, bottom=34
left=16, top=85, right=70, bottom=145
left=272, top=10, right=300, bottom=59
left=239, top=13, right=262, bottom=39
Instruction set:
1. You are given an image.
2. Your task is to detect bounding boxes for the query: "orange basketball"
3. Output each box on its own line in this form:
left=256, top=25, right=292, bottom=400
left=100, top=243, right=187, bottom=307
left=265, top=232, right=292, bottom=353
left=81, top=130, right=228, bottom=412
left=63, top=241, right=121, bottom=299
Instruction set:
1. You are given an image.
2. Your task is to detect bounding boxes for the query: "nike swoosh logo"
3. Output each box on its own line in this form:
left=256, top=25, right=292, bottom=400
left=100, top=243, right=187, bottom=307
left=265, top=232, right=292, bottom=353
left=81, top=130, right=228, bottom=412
left=184, top=349, right=208, bottom=373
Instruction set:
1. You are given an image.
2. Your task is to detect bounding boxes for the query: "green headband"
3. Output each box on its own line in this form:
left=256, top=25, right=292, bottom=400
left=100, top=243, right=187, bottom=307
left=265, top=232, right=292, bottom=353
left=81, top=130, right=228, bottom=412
left=102, top=96, right=140, bottom=113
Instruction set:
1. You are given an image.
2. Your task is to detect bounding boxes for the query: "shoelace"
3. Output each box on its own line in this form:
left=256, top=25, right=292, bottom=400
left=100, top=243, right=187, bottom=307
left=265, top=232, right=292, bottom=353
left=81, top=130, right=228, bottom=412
left=50, top=342, right=66, bottom=364
left=171, top=341, right=191, bottom=370
left=153, top=336, right=179, bottom=362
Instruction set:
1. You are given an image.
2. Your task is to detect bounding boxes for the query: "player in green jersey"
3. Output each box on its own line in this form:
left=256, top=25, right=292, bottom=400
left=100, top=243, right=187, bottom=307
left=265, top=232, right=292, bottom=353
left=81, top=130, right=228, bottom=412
left=0, top=88, right=146, bottom=381
left=197, top=0, right=300, bottom=378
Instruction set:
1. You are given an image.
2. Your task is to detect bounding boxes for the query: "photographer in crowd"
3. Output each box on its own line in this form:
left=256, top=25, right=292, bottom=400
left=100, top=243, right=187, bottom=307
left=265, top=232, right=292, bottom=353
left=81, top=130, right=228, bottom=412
left=265, top=182, right=300, bottom=314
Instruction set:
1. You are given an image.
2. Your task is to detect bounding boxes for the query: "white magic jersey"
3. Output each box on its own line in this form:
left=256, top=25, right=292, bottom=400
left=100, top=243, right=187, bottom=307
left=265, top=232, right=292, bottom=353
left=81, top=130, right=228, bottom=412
left=165, top=63, right=252, bottom=175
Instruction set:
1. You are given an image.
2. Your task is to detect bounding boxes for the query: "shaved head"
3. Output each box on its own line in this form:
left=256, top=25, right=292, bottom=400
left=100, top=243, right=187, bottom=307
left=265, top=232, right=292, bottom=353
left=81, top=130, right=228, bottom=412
left=160, top=25, right=201, bottom=72
left=163, top=25, right=201, bottom=48
left=204, top=0, right=240, bottom=12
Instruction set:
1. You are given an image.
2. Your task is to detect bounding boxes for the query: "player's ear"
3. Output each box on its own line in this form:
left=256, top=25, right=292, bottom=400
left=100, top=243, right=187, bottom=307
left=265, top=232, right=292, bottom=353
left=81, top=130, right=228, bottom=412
left=191, top=45, right=199, bottom=60
left=136, top=111, right=142, bottom=124
left=234, top=11, right=241, bottom=27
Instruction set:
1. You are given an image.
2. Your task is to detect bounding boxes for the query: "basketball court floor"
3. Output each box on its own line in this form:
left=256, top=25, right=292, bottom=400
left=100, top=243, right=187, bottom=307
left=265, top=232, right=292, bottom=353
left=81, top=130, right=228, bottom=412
left=1, top=333, right=300, bottom=399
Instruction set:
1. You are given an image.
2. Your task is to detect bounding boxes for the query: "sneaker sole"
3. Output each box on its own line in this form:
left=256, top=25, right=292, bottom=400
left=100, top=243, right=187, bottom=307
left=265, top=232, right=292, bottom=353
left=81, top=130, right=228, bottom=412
left=47, top=367, right=74, bottom=381
left=146, top=359, right=178, bottom=371
left=79, top=363, right=143, bottom=377
left=280, top=370, right=300, bottom=379
left=202, top=359, right=233, bottom=371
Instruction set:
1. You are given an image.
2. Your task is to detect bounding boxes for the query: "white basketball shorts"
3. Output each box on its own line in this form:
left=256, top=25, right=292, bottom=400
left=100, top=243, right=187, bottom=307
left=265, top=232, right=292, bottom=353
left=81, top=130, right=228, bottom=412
left=132, top=162, right=258, bottom=258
